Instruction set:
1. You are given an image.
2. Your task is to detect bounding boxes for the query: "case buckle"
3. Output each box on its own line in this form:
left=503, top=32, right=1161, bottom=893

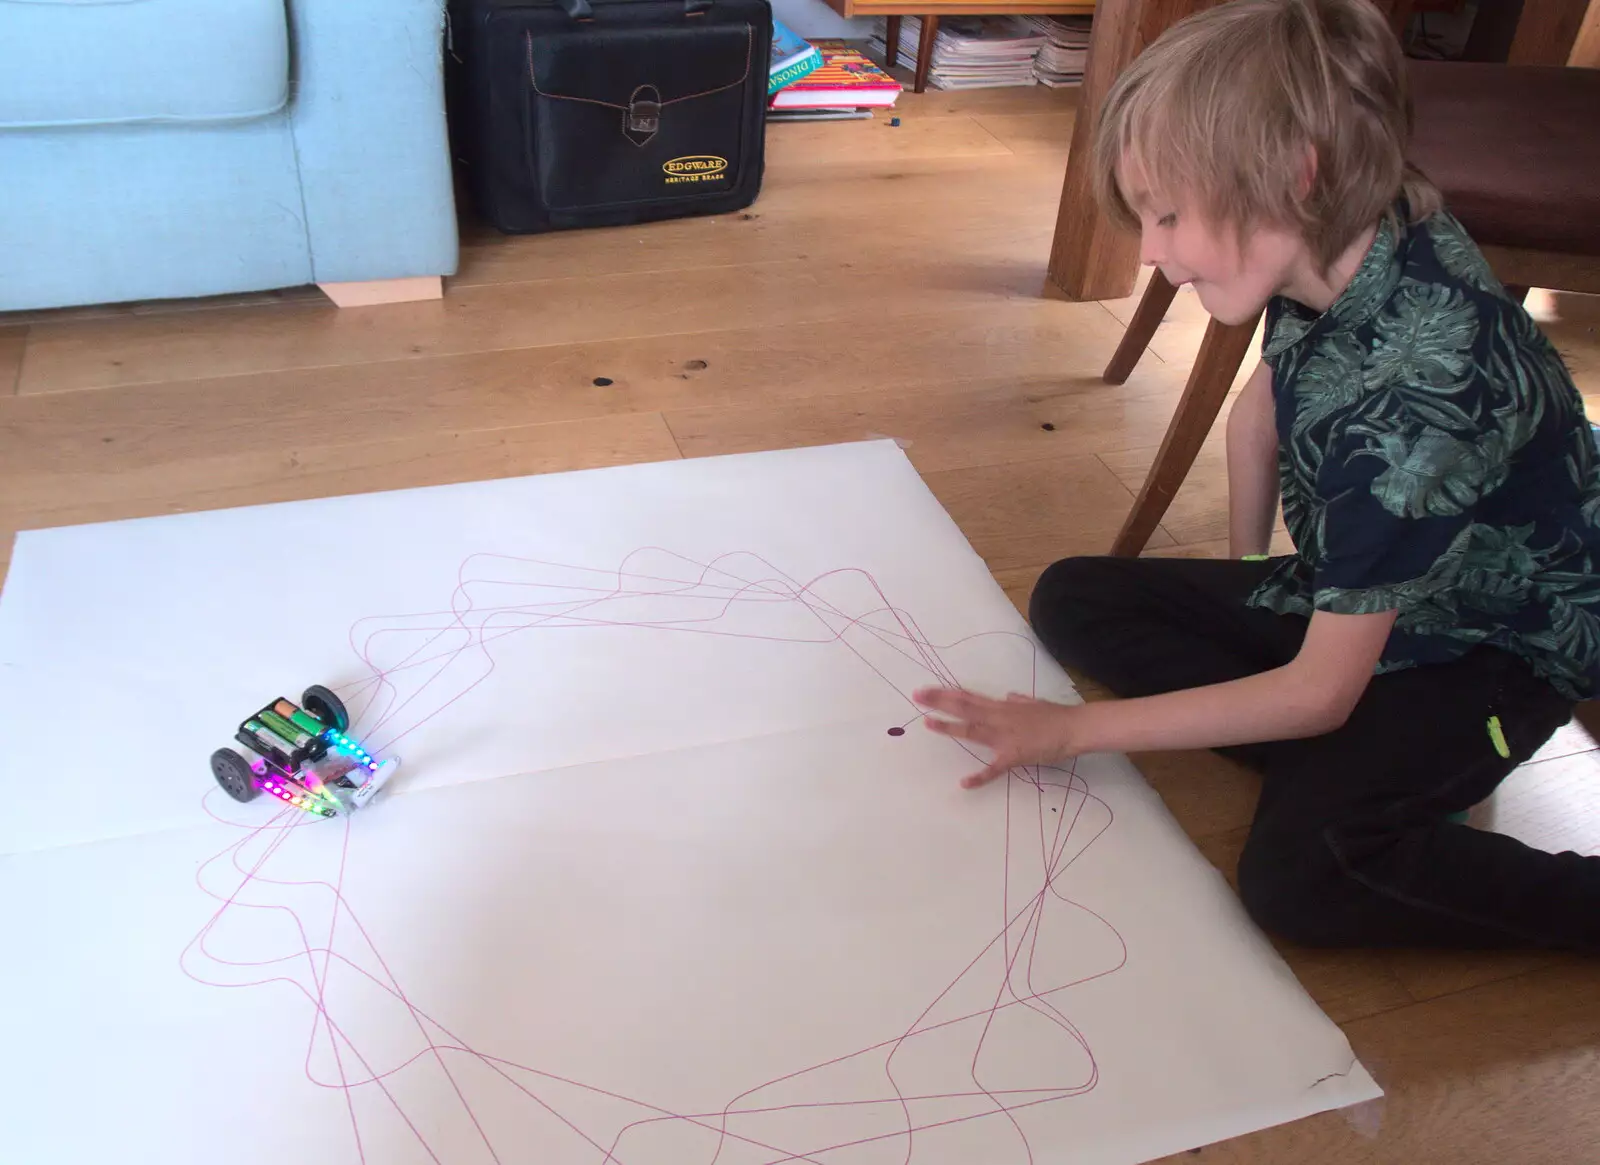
left=624, top=86, right=663, bottom=146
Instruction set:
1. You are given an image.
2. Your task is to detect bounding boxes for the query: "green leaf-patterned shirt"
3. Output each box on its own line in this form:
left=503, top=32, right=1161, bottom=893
left=1247, top=204, right=1600, bottom=700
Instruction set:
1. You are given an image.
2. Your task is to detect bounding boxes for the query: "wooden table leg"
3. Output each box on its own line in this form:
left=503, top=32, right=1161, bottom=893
left=1110, top=313, right=1259, bottom=556
left=885, top=15, right=902, bottom=69
left=914, top=14, right=939, bottom=94
left=1046, top=0, right=1218, bottom=301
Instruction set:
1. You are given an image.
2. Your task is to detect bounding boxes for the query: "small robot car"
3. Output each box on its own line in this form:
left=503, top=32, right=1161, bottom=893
left=209, top=685, right=399, bottom=817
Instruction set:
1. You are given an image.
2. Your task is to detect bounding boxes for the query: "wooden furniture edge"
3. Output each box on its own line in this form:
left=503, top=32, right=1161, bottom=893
left=821, top=0, right=1093, bottom=20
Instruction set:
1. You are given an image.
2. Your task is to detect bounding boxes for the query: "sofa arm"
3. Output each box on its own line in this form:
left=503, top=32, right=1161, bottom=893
left=287, top=0, right=459, bottom=284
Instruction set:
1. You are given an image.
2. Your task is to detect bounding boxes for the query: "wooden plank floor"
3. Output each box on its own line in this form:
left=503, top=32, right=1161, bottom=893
left=4, top=84, right=1599, bottom=1162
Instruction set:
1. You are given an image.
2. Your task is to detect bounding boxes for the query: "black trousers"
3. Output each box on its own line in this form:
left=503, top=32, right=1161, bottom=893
left=1030, top=555, right=1600, bottom=951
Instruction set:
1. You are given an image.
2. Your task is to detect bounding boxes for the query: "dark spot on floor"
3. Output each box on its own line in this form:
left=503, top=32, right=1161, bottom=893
left=102, top=436, right=114, bottom=444
left=593, top=376, right=614, bottom=387
left=1041, top=422, right=1057, bottom=432
left=684, top=359, right=708, bottom=372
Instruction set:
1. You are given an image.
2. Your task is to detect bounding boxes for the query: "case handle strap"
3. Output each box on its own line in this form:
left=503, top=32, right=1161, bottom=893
left=557, top=0, right=713, bottom=18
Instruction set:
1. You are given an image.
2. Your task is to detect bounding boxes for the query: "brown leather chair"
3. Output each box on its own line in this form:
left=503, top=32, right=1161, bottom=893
left=1102, top=58, right=1600, bottom=557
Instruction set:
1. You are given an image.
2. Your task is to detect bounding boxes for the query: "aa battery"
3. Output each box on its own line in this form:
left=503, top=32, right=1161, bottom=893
left=258, top=708, right=315, bottom=750
left=244, top=718, right=300, bottom=758
left=275, top=699, right=330, bottom=737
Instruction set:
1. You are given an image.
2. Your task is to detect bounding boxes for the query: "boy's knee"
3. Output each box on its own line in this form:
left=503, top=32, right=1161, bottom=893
left=1027, top=556, right=1122, bottom=642
left=1235, top=825, right=1356, bottom=948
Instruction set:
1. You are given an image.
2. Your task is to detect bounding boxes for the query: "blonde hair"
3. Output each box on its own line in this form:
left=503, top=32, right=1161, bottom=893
left=1093, top=0, right=1441, bottom=271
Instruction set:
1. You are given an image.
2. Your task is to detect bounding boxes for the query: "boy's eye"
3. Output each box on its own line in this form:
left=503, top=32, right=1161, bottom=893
left=1157, top=212, right=1178, bottom=228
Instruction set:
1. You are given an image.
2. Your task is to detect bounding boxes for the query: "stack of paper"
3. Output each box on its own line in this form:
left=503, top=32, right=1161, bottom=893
left=1025, top=15, right=1094, bottom=87
left=872, top=17, right=1047, bottom=90
left=0, top=442, right=1383, bottom=1165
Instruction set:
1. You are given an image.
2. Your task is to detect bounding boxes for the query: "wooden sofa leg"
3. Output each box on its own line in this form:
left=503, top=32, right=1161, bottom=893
left=318, top=276, right=443, bottom=308
left=1110, top=314, right=1259, bottom=557
left=1104, top=269, right=1178, bottom=384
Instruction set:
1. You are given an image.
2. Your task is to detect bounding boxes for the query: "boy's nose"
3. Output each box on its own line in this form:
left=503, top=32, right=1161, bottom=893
left=1139, top=229, right=1165, bottom=268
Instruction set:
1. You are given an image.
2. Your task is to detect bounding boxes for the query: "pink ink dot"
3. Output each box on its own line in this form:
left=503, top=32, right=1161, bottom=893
left=887, top=726, right=906, bottom=737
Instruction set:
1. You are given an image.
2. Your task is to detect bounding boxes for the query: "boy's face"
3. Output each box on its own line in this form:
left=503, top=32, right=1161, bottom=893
left=1119, top=160, right=1303, bottom=326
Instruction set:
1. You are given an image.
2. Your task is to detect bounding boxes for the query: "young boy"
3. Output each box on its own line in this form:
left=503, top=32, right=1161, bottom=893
left=916, top=0, right=1600, bottom=951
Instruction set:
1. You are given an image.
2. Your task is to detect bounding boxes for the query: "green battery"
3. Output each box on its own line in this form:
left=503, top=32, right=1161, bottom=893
left=245, top=719, right=300, bottom=758
left=259, top=708, right=313, bottom=748
left=289, top=708, right=329, bottom=737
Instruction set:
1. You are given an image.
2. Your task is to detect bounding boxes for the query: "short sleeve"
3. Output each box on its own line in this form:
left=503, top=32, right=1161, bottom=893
left=1310, top=419, right=1480, bottom=616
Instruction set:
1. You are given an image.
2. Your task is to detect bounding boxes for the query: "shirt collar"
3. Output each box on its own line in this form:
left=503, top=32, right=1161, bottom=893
left=1261, top=210, right=1405, bottom=360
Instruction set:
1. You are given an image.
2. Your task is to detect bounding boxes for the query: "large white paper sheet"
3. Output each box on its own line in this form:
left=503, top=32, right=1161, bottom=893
left=0, top=441, right=1378, bottom=1165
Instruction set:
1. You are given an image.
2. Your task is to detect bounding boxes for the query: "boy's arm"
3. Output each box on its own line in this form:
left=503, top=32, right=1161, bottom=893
left=1061, top=606, right=1395, bottom=753
left=916, top=607, right=1396, bottom=787
left=1226, top=361, right=1280, bottom=559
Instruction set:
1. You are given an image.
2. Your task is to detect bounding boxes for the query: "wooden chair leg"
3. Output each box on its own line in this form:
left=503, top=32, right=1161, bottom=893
left=885, top=16, right=902, bottom=69
left=1104, top=270, right=1178, bottom=384
left=1573, top=701, right=1600, bottom=746
left=1386, top=0, right=1416, bottom=40
left=914, top=15, right=939, bottom=94
left=1110, top=314, right=1261, bottom=557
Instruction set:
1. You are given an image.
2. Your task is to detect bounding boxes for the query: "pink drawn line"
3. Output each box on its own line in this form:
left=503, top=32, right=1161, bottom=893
left=184, top=547, right=1126, bottom=1165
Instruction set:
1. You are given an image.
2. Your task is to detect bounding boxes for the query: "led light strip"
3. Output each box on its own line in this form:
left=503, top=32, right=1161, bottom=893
left=259, top=776, right=336, bottom=818
left=328, top=731, right=382, bottom=774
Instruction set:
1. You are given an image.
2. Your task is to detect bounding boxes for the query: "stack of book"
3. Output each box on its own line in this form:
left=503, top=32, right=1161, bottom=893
left=1024, top=16, right=1093, bottom=88
left=870, top=17, right=1047, bottom=90
left=768, top=39, right=902, bottom=121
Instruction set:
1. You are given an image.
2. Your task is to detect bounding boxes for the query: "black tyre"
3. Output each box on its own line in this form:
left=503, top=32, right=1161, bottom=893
left=301, top=685, right=349, bottom=733
left=210, top=748, right=260, bottom=803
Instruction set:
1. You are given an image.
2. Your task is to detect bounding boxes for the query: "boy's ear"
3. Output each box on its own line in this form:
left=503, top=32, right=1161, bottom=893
left=1298, top=147, right=1319, bottom=201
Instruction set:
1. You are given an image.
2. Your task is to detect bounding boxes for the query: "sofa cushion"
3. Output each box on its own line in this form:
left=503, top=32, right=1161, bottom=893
left=0, top=0, right=290, bottom=129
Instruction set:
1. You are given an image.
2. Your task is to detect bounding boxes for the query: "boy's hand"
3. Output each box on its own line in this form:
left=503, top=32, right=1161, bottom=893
left=913, top=687, right=1083, bottom=788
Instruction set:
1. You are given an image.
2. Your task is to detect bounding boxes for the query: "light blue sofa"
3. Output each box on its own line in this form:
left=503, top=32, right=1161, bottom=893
left=0, top=0, right=460, bottom=313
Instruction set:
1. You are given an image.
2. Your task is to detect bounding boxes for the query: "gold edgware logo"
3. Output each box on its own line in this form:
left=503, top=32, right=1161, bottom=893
left=663, top=155, right=729, bottom=184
